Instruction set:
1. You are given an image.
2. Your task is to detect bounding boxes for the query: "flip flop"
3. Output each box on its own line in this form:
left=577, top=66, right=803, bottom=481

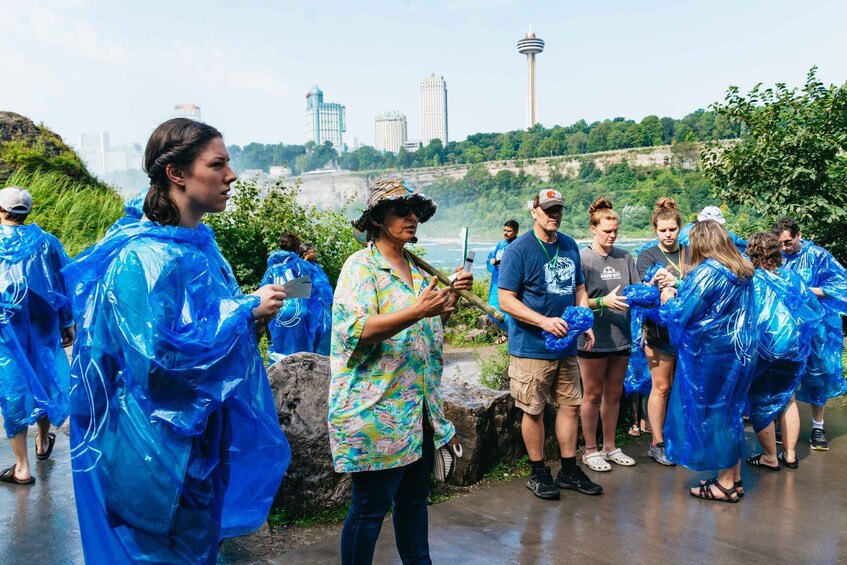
left=36, top=432, right=56, bottom=461
left=778, top=452, right=799, bottom=469
left=745, top=453, right=780, bottom=472
left=0, top=465, right=35, bottom=486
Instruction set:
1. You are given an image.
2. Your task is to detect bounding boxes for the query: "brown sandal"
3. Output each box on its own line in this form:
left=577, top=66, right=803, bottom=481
left=690, top=477, right=739, bottom=503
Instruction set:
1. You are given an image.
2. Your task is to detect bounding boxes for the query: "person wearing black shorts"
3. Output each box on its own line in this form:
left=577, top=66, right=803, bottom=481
left=636, top=197, right=686, bottom=466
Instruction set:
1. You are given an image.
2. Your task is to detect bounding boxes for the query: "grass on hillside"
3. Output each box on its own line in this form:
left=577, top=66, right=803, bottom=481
left=5, top=170, right=124, bottom=256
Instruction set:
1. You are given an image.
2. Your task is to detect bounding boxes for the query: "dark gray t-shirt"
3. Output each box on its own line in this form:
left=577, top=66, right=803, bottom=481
left=578, top=245, right=639, bottom=352
left=636, top=244, right=686, bottom=281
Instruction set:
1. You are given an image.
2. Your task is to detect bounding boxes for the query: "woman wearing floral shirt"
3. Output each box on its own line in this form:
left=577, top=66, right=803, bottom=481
left=329, top=178, right=472, bottom=565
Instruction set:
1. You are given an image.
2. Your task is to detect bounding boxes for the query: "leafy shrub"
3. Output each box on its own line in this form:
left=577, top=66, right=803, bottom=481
left=4, top=170, right=123, bottom=256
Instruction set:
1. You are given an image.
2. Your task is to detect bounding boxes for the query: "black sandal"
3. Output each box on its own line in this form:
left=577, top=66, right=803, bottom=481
left=745, top=453, right=780, bottom=472
left=0, top=465, right=35, bottom=486
left=700, top=478, right=744, bottom=498
left=778, top=452, right=799, bottom=469
left=36, top=432, right=56, bottom=461
left=690, top=477, right=739, bottom=503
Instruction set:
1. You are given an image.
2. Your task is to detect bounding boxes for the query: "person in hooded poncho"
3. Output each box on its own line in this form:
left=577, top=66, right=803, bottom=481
left=774, top=217, right=847, bottom=452
left=64, top=119, right=290, bottom=564
left=0, top=186, right=74, bottom=486
left=659, top=220, right=757, bottom=503
left=744, top=232, right=823, bottom=472
left=299, top=242, right=334, bottom=354
left=262, top=233, right=332, bottom=360
left=486, top=220, right=518, bottom=334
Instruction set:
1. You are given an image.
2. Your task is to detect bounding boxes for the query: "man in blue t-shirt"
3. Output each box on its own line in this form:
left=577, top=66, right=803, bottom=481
left=498, top=189, right=602, bottom=500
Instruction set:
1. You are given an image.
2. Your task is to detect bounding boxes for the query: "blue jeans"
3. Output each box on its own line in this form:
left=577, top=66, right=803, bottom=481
left=340, top=427, right=434, bottom=565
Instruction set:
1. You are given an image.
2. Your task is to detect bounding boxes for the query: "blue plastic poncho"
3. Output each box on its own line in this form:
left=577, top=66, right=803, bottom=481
left=636, top=223, right=748, bottom=256
left=0, top=224, right=72, bottom=437
left=661, top=258, right=757, bottom=471
left=623, top=264, right=665, bottom=395
left=486, top=239, right=512, bottom=330
left=746, top=268, right=823, bottom=432
left=63, top=204, right=290, bottom=564
left=543, top=306, right=594, bottom=352
left=261, top=250, right=332, bottom=361
left=782, top=241, right=847, bottom=406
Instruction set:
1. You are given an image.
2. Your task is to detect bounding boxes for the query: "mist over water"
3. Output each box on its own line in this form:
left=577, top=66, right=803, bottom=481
left=415, top=233, right=650, bottom=275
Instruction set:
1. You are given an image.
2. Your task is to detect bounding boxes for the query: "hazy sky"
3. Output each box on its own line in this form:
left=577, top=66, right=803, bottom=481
left=2, top=0, right=846, bottom=150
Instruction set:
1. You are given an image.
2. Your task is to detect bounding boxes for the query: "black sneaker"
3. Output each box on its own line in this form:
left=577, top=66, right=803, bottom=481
left=810, top=428, right=829, bottom=451
left=775, top=429, right=783, bottom=445
left=554, top=465, right=603, bottom=495
left=526, top=466, right=560, bottom=500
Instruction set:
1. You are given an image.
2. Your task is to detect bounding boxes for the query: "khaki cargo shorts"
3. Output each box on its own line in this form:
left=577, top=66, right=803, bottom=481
left=508, top=355, right=583, bottom=415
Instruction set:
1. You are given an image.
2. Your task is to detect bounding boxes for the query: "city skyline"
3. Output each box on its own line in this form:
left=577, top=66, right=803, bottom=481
left=3, top=1, right=847, bottom=150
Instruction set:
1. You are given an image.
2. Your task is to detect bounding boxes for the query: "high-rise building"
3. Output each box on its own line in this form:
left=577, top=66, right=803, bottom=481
left=517, top=30, right=545, bottom=128
left=76, top=133, right=143, bottom=177
left=174, top=103, right=202, bottom=122
left=374, top=112, right=408, bottom=153
left=306, top=85, right=346, bottom=152
left=420, top=74, right=448, bottom=147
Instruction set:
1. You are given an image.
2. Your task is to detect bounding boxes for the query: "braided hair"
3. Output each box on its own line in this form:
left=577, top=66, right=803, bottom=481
left=142, top=118, right=222, bottom=226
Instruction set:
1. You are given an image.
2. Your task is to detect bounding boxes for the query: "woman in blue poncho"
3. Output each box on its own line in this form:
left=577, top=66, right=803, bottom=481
left=299, top=242, right=334, bottom=354
left=0, top=186, right=74, bottom=485
left=745, top=232, right=823, bottom=471
left=261, top=233, right=332, bottom=360
left=64, top=119, right=291, bottom=564
left=659, top=220, right=756, bottom=503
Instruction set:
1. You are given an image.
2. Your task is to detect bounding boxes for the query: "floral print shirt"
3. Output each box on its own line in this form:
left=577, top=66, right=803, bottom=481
left=328, top=243, right=455, bottom=472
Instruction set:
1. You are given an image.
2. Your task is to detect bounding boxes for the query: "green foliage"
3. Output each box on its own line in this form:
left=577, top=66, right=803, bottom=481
left=4, top=170, right=123, bottom=256
left=421, top=158, right=754, bottom=240
left=478, top=342, right=510, bottom=390
left=226, top=109, right=740, bottom=176
left=0, top=122, right=101, bottom=188
left=702, top=67, right=847, bottom=263
left=204, top=177, right=359, bottom=291
left=267, top=504, right=350, bottom=528
left=444, top=280, right=494, bottom=346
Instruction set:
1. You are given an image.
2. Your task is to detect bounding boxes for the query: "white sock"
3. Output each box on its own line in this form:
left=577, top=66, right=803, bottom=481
left=812, top=419, right=824, bottom=430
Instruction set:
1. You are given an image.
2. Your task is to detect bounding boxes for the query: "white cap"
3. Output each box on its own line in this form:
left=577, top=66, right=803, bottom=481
left=697, top=205, right=726, bottom=224
left=0, top=186, right=33, bottom=213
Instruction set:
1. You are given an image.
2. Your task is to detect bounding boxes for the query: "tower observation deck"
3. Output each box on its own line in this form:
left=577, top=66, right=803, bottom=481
left=517, top=31, right=545, bottom=128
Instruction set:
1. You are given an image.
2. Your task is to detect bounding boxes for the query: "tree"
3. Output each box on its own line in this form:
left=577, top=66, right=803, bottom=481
left=701, top=67, right=847, bottom=261
left=205, top=177, right=358, bottom=289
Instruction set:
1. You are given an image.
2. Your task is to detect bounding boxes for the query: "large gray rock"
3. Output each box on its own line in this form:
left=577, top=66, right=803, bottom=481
left=440, top=380, right=524, bottom=485
left=267, top=353, right=350, bottom=519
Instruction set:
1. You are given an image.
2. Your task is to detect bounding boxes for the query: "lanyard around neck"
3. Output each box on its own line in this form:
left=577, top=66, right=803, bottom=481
left=659, top=246, right=684, bottom=277
left=534, top=231, right=559, bottom=267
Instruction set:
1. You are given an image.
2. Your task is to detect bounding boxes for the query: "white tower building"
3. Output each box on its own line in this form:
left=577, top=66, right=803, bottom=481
left=420, top=74, right=448, bottom=146
left=374, top=112, right=408, bottom=153
left=517, top=30, right=545, bottom=128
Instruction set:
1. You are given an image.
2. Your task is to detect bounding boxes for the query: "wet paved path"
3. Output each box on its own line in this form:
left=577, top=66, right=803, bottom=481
left=3, top=405, right=847, bottom=564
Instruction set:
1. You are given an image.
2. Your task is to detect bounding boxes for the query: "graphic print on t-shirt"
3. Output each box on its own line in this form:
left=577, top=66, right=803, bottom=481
left=601, top=266, right=621, bottom=281
left=544, top=256, right=576, bottom=295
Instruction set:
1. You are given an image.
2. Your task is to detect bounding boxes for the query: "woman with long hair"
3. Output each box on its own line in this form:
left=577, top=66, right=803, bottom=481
left=745, top=232, right=822, bottom=471
left=660, top=220, right=756, bottom=502
left=577, top=198, right=639, bottom=471
left=65, top=118, right=291, bottom=563
left=633, top=197, right=685, bottom=466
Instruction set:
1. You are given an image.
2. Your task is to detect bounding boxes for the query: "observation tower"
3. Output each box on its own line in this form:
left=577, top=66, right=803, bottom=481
left=517, top=30, right=545, bottom=128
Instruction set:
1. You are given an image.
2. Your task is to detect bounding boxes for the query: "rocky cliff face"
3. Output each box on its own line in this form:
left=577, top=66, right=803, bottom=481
left=0, top=111, right=96, bottom=186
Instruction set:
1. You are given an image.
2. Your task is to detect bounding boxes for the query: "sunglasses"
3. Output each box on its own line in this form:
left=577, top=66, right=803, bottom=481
left=779, top=235, right=797, bottom=246
left=389, top=203, right=422, bottom=218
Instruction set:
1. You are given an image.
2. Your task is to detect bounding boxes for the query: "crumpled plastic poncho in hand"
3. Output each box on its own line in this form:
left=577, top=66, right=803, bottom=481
left=624, top=264, right=664, bottom=395
left=543, top=306, right=594, bottom=352
left=782, top=241, right=847, bottom=406
left=746, top=268, right=823, bottom=432
left=262, top=250, right=332, bottom=360
left=0, top=224, right=72, bottom=437
left=660, top=258, right=757, bottom=471
left=63, top=203, right=290, bottom=565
